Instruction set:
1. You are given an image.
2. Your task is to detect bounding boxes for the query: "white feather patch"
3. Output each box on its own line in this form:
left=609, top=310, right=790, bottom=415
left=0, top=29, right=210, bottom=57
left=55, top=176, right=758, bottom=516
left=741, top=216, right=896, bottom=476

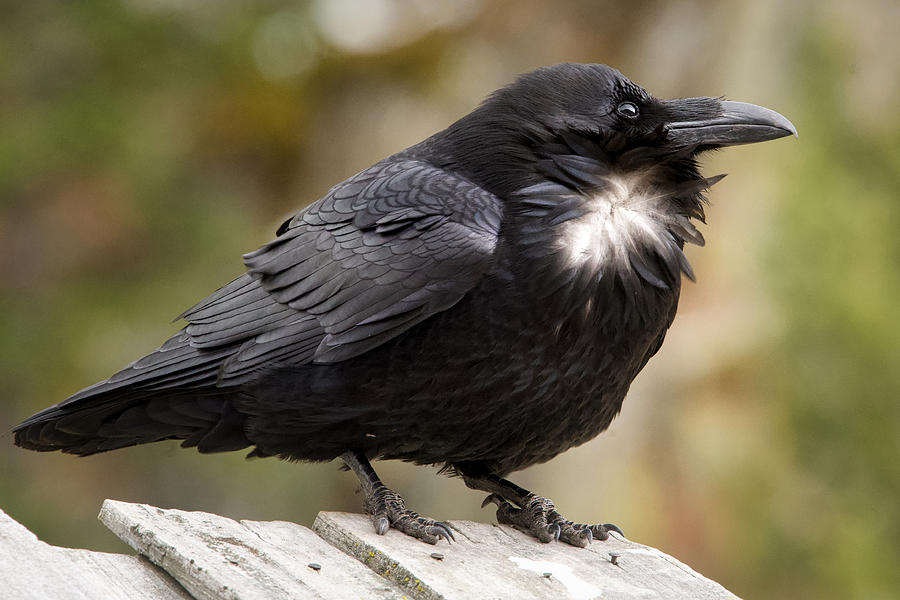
left=557, top=173, right=672, bottom=268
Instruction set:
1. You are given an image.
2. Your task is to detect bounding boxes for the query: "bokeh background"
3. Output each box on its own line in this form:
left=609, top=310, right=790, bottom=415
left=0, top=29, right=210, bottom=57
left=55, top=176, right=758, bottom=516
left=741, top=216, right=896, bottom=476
left=2, top=1, right=898, bottom=598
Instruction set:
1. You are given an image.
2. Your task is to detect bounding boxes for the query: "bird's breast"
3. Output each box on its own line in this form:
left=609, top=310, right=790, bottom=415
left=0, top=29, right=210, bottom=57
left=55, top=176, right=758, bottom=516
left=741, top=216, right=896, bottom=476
left=555, top=173, right=674, bottom=272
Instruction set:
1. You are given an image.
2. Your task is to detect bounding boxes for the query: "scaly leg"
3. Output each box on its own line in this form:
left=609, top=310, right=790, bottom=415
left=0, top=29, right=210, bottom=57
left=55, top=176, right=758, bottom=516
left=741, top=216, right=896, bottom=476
left=342, top=451, right=454, bottom=545
left=462, top=471, right=623, bottom=548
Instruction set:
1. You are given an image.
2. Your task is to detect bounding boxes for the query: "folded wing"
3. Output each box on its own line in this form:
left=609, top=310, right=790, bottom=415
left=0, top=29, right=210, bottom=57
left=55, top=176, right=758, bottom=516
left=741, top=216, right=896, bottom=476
left=14, top=158, right=503, bottom=454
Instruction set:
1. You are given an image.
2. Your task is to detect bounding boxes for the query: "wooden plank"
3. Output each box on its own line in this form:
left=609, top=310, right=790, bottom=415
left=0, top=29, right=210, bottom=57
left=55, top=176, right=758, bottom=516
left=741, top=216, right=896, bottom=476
left=98, top=500, right=406, bottom=600
left=0, top=506, right=191, bottom=600
left=313, top=511, right=741, bottom=600
left=3, top=500, right=741, bottom=600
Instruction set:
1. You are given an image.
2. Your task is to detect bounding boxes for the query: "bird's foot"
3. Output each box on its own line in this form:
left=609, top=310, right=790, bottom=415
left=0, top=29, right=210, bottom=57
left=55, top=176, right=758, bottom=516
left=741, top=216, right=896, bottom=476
left=482, top=493, right=623, bottom=548
left=364, top=485, right=455, bottom=545
left=343, top=451, right=454, bottom=545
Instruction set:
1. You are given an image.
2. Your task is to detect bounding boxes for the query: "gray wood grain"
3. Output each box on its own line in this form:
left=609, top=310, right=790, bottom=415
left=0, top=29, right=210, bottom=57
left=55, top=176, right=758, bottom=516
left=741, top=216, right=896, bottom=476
left=0, top=506, right=191, bottom=600
left=1, top=500, right=742, bottom=600
left=98, top=500, right=405, bottom=600
left=313, top=511, right=741, bottom=600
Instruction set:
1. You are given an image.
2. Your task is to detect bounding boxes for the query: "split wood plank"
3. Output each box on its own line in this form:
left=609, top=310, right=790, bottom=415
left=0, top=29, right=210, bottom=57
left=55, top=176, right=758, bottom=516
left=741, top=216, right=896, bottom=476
left=99, top=500, right=407, bottom=600
left=313, top=511, right=741, bottom=600
left=0, top=506, right=191, bottom=600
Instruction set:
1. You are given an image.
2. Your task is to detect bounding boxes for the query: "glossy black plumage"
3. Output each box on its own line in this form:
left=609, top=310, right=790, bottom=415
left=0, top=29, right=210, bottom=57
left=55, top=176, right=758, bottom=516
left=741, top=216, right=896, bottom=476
left=14, top=63, right=796, bottom=545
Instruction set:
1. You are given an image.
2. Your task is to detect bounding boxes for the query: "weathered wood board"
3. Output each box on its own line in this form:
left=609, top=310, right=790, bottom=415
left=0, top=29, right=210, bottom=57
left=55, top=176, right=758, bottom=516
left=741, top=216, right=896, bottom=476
left=1, top=500, right=741, bottom=600
left=0, top=506, right=190, bottom=600
left=313, top=511, right=740, bottom=600
left=99, top=500, right=404, bottom=600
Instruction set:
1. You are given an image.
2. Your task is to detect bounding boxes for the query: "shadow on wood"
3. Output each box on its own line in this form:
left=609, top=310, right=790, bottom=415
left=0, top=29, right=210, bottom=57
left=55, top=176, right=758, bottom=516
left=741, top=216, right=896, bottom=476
left=0, top=500, right=740, bottom=600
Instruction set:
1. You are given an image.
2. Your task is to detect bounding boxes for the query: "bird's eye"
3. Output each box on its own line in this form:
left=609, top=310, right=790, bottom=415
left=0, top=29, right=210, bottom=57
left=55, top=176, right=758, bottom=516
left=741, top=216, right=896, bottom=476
left=616, top=101, right=639, bottom=119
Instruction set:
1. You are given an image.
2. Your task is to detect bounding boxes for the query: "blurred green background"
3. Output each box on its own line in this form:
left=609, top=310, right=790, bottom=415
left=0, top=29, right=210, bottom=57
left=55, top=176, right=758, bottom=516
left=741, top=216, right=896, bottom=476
left=2, top=1, right=898, bottom=598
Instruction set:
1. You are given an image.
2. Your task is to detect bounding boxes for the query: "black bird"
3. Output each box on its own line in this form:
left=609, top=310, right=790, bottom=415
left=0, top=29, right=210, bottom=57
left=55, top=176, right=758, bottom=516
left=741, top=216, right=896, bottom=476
left=14, top=63, right=796, bottom=547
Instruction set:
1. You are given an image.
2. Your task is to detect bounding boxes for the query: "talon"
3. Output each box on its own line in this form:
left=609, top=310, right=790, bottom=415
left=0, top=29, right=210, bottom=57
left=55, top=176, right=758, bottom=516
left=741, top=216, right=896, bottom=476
left=434, top=523, right=455, bottom=543
left=481, top=493, right=506, bottom=509
left=374, top=516, right=390, bottom=535
left=344, top=452, right=451, bottom=546
left=490, top=493, right=619, bottom=548
left=550, top=523, right=562, bottom=542
left=462, top=471, right=622, bottom=549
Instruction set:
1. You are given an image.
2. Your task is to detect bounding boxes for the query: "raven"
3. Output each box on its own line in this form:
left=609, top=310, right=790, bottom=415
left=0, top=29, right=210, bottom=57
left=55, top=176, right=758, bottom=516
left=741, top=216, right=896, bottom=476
left=14, top=63, right=795, bottom=547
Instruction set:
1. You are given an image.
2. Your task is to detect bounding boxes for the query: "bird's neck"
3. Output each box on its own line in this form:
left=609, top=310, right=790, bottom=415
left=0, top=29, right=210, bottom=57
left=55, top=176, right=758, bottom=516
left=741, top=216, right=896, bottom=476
left=417, top=106, right=549, bottom=198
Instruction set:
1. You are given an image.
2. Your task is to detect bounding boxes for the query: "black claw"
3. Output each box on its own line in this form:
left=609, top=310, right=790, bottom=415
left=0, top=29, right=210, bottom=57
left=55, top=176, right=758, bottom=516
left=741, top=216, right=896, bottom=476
left=462, top=471, right=621, bottom=549
left=434, top=523, right=455, bottom=543
left=481, top=493, right=507, bottom=509
left=489, top=493, right=620, bottom=548
left=345, top=453, right=451, bottom=546
left=374, top=516, right=390, bottom=535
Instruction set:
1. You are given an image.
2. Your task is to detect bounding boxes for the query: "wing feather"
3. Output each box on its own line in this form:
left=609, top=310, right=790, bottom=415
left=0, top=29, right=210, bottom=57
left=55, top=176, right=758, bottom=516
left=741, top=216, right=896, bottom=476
left=52, top=159, right=503, bottom=404
left=238, top=159, right=502, bottom=364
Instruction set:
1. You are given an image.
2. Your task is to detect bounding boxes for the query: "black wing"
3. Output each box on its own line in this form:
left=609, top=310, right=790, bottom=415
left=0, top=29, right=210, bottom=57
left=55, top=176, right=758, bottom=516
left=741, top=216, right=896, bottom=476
left=107, top=157, right=502, bottom=389
left=144, top=157, right=502, bottom=389
left=75, top=158, right=502, bottom=392
left=236, top=158, right=502, bottom=364
left=14, top=159, right=502, bottom=453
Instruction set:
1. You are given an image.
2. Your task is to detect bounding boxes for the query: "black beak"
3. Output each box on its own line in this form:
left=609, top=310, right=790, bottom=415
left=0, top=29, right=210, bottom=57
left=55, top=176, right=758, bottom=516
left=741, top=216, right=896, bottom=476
left=665, top=99, right=797, bottom=148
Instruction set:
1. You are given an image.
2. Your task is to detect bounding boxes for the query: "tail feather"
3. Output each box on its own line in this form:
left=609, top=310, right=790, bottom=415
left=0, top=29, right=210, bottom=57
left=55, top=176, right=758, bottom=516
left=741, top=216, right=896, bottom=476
left=14, top=387, right=251, bottom=456
left=13, top=331, right=251, bottom=456
left=13, top=273, right=310, bottom=458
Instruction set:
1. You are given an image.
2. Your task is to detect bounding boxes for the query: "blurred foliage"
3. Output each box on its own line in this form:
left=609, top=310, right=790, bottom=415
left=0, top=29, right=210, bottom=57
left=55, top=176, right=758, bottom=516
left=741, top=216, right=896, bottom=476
left=752, top=28, right=900, bottom=600
left=1, top=1, right=898, bottom=599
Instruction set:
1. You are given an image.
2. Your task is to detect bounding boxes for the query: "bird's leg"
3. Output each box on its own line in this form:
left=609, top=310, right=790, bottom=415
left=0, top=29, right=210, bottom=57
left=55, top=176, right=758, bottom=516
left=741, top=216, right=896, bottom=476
left=462, top=472, right=623, bottom=548
left=341, top=451, right=454, bottom=545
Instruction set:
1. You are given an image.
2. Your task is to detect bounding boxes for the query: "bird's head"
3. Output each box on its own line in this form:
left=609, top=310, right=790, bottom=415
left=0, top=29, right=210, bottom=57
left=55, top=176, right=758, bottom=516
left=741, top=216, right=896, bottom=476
left=432, top=63, right=796, bottom=295
left=496, top=63, right=795, bottom=150
left=436, top=62, right=796, bottom=197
